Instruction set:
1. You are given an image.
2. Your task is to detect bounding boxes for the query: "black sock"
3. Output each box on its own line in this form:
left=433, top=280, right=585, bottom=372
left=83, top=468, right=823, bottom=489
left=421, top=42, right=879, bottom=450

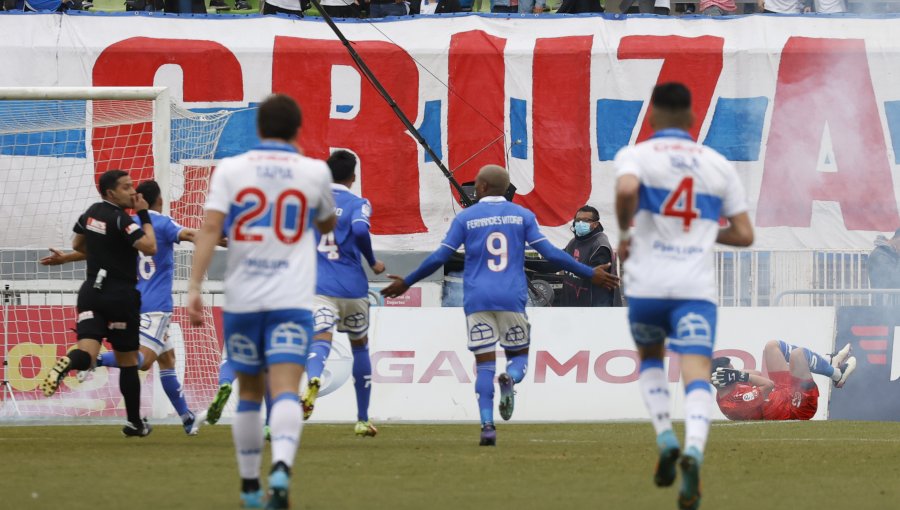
left=66, top=349, right=92, bottom=371
left=119, top=365, right=141, bottom=425
left=271, top=461, right=291, bottom=476
left=241, top=479, right=260, bottom=493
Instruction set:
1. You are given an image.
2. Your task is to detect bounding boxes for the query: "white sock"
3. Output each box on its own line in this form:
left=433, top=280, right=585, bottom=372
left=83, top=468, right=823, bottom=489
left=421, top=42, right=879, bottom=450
left=232, top=405, right=264, bottom=481
left=269, top=395, right=304, bottom=469
left=831, top=368, right=843, bottom=382
left=684, top=385, right=713, bottom=457
left=639, top=365, right=672, bottom=436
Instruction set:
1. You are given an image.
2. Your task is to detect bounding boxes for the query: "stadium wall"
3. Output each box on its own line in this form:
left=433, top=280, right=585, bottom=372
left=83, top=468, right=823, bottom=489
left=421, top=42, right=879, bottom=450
left=2, top=13, right=900, bottom=252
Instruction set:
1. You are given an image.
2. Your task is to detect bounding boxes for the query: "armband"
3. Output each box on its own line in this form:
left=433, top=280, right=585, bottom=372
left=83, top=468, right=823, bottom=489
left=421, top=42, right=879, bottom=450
left=137, top=209, right=151, bottom=225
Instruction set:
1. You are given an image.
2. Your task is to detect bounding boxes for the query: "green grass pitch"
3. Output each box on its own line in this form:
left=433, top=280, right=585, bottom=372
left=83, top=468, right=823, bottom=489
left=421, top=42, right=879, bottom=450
left=2, top=421, right=899, bottom=509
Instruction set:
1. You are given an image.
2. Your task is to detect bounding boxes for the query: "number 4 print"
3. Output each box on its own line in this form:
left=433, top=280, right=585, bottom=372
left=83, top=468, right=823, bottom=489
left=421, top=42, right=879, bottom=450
left=662, top=177, right=699, bottom=232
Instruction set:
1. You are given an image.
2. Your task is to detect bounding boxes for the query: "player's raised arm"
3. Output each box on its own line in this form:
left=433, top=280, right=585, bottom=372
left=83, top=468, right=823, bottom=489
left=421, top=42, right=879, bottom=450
left=131, top=192, right=157, bottom=256
left=381, top=218, right=463, bottom=298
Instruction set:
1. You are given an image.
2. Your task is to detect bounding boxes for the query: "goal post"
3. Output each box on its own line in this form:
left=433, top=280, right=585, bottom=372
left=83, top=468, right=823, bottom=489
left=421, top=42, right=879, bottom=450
left=0, top=86, right=235, bottom=422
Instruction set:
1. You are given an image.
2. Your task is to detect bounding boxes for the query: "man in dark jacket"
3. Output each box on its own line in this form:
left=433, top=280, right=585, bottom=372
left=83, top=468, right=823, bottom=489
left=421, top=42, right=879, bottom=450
left=561, top=206, right=622, bottom=307
left=868, top=228, right=900, bottom=304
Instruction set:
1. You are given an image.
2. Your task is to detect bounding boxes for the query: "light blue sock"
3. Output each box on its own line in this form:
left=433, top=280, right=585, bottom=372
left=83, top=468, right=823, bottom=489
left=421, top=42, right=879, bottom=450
left=505, top=351, right=528, bottom=384
left=160, top=368, right=190, bottom=418
left=218, top=360, right=236, bottom=386
left=306, top=340, right=332, bottom=381
left=97, top=351, right=144, bottom=369
left=475, top=361, right=496, bottom=426
left=352, top=344, right=372, bottom=422
left=777, top=341, right=834, bottom=378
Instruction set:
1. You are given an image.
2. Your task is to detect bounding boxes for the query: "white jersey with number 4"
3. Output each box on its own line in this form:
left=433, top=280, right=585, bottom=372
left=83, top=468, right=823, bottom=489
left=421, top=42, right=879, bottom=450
left=205, top=142, right=335, bottom=313
left=614, top=130, right=748, bottom=303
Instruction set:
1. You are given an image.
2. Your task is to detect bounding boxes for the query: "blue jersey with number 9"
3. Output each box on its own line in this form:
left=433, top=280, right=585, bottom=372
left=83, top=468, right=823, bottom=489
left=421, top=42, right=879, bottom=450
left=441, top=196, right=546, bottom=314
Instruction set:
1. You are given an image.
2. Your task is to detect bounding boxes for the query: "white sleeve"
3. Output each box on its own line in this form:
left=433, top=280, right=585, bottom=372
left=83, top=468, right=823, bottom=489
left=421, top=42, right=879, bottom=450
left=614, top=146, right=641, bottom=179
left=316, top=164, right=336, bottom=221
left=721, top=163, right=749, bottom=218
left=205, top=161, right=231, bottom=214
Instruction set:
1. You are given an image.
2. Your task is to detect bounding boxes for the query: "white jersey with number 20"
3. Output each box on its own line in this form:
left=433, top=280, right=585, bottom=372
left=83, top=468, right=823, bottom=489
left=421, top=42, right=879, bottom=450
left=614, top=131, right=748, bottom=303
left=205, top=144, right=335, bottom=313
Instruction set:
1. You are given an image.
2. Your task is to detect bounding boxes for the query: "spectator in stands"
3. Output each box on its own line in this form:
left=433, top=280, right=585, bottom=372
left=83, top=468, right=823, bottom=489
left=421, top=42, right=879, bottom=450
left=262, top=0, right=310, bottom=16
left=209, top=0, right=252, bottom=11
left=868, top=229, right=900, bottom=301
left=491, top=0, right=517, bottom=12
left=560, top=205, right=622, bottom=307
left=436, top=0, right=461, bottom=12
left=757, top=0, right=805, bottom=13
left=558, top=0, right=602, bottom=13
left=619, top=0, right=669, bottom=14
left=471, top=0, right=492, bottom=12
left=318, top=0, right=361, bottom=16
left=699, top=0, right=737, bottom=15
left=519, top=0, right=545, bottom=12
left=369, top=0, right=408, bottom=16
left=812, top=0, right=845, bottom=12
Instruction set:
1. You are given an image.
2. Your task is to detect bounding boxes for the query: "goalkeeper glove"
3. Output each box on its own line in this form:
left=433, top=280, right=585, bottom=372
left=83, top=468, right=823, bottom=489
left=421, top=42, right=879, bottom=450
left=711, top=367, right=749, bottom=388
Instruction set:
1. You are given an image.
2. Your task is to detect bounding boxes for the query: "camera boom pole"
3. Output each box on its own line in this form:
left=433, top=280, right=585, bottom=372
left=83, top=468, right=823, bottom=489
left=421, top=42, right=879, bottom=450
left=309, top=0, right=474, bottom=207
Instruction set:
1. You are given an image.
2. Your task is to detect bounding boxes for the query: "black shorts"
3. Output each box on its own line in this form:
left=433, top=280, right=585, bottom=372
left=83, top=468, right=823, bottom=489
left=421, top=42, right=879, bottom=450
left=75, top=281, right=142, bottom=352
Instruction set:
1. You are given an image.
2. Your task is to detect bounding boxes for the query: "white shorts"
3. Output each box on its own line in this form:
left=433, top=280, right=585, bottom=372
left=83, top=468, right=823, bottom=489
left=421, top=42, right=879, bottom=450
left=466, top=311, right=531, bottom=355
left=313, top=295, right=370, bottom=340
left=139, top=312, right=174, bottom=356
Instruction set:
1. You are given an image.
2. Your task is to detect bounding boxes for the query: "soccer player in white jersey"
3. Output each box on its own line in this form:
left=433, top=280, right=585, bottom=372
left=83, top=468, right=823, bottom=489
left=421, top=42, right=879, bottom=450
left=614, top=83, right=754, bottom=510
left=188, top=94, right=336, bottom=510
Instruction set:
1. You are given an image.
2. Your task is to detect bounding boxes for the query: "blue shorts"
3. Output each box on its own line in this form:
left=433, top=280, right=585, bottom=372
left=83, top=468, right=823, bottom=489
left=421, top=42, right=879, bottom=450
left=223, top=309, right=313, bottom=375
left=627, top=297, right=717, bottom=357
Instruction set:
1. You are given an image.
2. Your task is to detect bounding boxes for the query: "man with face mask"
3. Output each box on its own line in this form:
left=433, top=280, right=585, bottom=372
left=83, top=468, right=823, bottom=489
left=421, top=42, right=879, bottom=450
left=561, top=205, right=621, bottom=307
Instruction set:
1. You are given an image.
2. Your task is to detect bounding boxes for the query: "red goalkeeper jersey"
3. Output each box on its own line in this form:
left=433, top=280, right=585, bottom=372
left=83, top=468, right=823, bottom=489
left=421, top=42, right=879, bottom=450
left=715, top=384, right=765, bottom=420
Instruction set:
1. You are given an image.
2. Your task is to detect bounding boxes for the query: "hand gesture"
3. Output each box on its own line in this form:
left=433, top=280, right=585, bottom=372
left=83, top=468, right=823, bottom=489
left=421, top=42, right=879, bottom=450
left=380, top=275, right=410, bottom=298
left=40, top=248, right=68, bottom=266
left=133, top=192, right=149, bottom=212
left=590, top=262, right=620, bottom=289
left=711, top=367, right=748, bottom=388
left=371, top=260, right=386, bottom=275
left=188, top=289, right=205, bottom=327
left=756, top=0, right=765, bottom=12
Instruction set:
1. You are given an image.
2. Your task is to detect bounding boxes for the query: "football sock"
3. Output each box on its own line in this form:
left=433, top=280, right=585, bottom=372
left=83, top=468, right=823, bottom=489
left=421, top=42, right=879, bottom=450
left=639, top=358, right=672, bottom=439
left=97, top=351, right=144, bottom=369
left=218, top=360, right=236, bottom=387
left=119, top=365, right=142, bottom=426
left=351, top=343, right=373, bottom=422
left=233, top=400, right=264, bottom=481
left=505, top=351, right=528, bottom=384
left=66, top=349, right=93, bottom=371
left=683, top=380, right=712, bottom=460
left=306, top=340, right=332, bottom=380
left=475, top=360, right=496, bottom=425
left=777, top=341, right=835, bottom=378
left=160, top=368, right=190, bottom=418
left=269, top=393, right=303, bottom=470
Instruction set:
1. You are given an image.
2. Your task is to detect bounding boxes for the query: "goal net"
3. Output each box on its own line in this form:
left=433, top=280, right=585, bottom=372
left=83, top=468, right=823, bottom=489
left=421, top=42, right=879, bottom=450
left=0, top=87, right=236, bottom=422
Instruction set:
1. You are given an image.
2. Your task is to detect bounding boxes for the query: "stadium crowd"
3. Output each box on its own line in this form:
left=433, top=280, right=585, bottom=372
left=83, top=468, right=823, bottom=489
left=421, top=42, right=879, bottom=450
left=3, top=0, right=900, bottom=16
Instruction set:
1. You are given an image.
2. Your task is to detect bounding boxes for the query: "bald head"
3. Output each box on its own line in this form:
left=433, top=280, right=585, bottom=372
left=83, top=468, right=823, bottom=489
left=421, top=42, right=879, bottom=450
left=475, top=165, right=510, bottom=199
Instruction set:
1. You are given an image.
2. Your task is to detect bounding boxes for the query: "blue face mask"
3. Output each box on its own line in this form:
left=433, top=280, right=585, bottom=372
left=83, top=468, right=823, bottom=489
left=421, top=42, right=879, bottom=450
left=574, top=221, right=592, bottom=237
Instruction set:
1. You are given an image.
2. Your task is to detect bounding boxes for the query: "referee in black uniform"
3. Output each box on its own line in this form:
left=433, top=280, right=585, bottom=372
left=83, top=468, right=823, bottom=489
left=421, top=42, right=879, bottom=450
left=40, top=169, right=158, bottom=437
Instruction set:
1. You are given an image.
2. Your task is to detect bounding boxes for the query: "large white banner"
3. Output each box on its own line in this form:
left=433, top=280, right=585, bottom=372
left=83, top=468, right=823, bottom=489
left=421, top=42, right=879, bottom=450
left=1, top=14, right=900, bottom=251
left=309, top=307, right=836, bottom=422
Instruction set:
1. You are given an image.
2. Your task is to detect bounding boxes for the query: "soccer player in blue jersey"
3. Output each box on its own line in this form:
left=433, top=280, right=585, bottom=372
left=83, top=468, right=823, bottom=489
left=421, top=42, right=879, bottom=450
left=40, top=179, right=202, bottom=435
left=614, top=83, right=754, bottom=510
left=301, top=150, right=385, bottom=437
left=381, top=165, right=619, bottom=446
